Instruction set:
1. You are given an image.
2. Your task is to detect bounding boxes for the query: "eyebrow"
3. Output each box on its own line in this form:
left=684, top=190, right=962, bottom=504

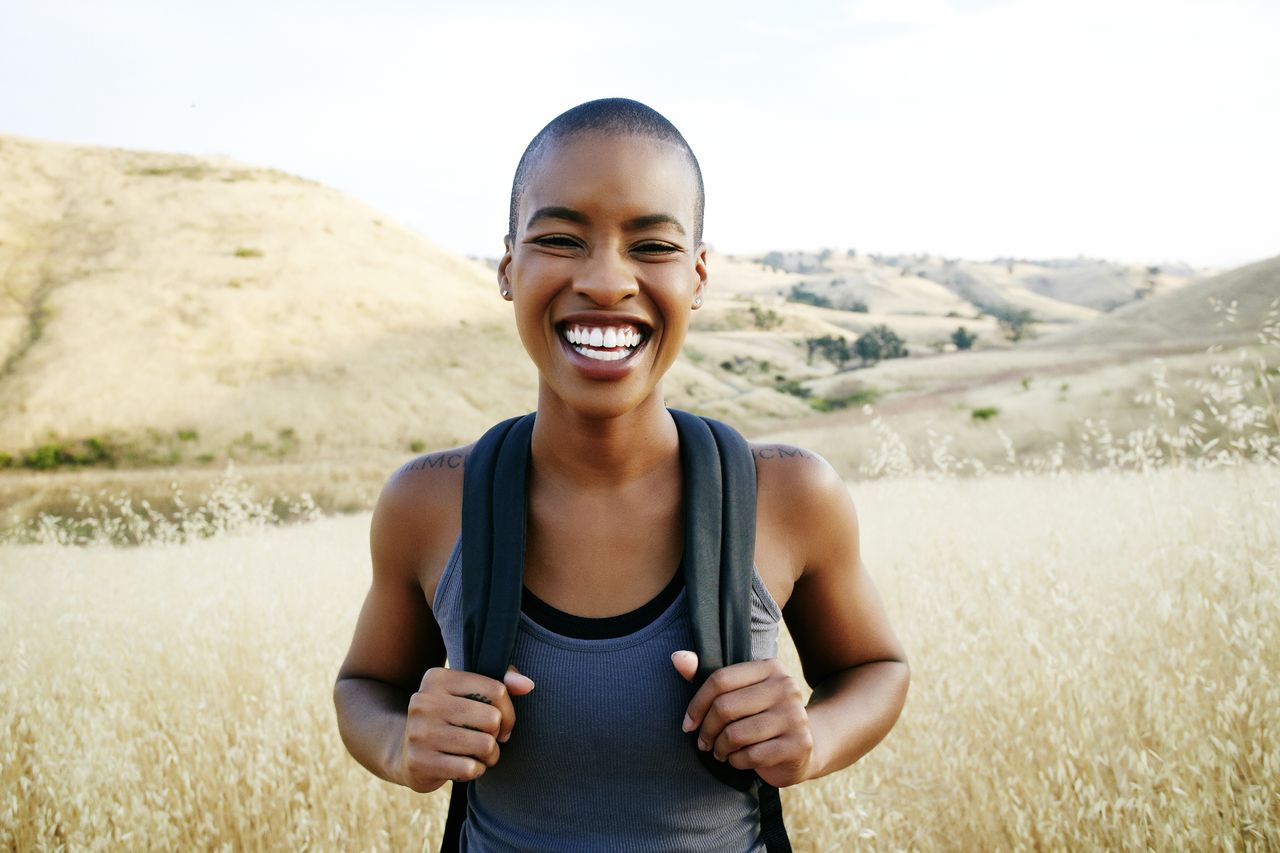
left=526, top=206, right=588, bottom=229
left=622, top=213, right=685, bottom=235
left=526, top=206, right=686, bottom=236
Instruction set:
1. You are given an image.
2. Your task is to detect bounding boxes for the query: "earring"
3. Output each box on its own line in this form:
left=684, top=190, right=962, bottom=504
left=693, top=295, right=702, bottom=306
left=501, top=289, right=511, bottom=299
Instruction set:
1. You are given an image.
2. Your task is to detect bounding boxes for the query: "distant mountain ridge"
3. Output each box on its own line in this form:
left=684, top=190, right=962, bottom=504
left=710, top=248, right=1205, bottom=319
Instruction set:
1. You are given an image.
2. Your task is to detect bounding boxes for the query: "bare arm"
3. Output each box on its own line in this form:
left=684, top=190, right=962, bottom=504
left=333, top=466, right=449, bottom=786
left=678, top=449, right=908, bottom=785
left=334, top=451, right=535, bottom=792
left=782, top=454, right=909, bottom=779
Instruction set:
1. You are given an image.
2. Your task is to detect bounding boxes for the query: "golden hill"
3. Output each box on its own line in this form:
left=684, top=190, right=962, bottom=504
left=1028, top=255, right=1279, bottom=348
left=0, top=134, right=545, bottom=465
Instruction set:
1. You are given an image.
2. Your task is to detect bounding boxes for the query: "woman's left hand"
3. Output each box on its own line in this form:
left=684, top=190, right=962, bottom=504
left=671, top=650, right=813, bottom=788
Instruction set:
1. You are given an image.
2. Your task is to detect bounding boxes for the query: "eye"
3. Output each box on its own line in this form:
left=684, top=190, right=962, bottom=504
left=633, top=241, right=679, bottom=256
left=532, top=235, right=582, bottom=250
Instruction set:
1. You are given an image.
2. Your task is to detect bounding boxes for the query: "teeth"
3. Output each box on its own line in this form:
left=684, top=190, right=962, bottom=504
left=577, top=347, right=627, bottom=361
left=559, top=323, right=648, bottom=362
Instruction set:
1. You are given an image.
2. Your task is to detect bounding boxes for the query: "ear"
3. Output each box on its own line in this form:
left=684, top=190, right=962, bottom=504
left=497, top=234, right=514, bottom=301
left=691, top=242, right=709, bottom=309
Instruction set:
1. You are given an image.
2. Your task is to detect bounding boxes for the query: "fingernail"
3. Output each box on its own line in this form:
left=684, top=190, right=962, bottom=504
left=697, top=738, right=709, bottom=751
left=682, top=714, right=694, bottom=733
left=499, top=732, right=510, bottom=743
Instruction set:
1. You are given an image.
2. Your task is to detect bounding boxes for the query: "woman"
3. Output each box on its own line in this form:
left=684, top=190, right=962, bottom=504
left=334, top=98, right=909, bottom=851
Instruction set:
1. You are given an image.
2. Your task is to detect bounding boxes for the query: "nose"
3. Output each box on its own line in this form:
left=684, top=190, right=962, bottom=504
left=573, top=246, right=639, bottom=306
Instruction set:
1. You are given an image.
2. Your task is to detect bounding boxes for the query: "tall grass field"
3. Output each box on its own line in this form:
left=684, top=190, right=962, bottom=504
left=2, top=458, right=1277, bottom=850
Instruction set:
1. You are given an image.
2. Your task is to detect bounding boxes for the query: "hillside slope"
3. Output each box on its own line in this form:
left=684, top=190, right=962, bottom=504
left=1029, top=255, right=1280, bottom=348
left=0, top=135, right=538, bottom=462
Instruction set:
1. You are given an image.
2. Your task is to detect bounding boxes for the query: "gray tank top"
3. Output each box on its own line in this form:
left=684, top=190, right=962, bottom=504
left=432, top=534, right=783, bottom=852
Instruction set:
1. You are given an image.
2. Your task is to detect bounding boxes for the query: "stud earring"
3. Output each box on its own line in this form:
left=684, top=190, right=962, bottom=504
left=693, top=295, right=702, bottom=306
left=501, top=289, right=511, bottom=299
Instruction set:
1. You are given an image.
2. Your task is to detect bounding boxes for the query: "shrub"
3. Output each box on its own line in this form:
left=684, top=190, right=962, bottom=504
left=855, top=325, right=909, bottom=366
left=809, top=388, right=881, bottom=412
left=991, top=306, right=1035, bottom=341
left=748, top=305, right=783, bottom=330
left=971, top=406, right=1000, bottom=420
left=788, top=285, right=833, bottom=309
left=774, top=379, right=812, bottom=399
left=234, top=247, right=264, bottom=258
left=804, top=335, right=854, bottom=369
left=951, top=326, right=977, bottom=350
left=20, top=437, right=112, bottom=470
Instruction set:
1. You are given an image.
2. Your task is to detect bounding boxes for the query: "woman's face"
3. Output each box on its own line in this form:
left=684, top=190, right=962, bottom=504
left=498, top=132, right=707, bottom=421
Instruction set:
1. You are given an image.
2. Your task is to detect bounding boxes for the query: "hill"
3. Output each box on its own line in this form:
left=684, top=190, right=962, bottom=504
left=0, top=134, right=545, bottom=466
left=715, top=249, right=1202, bottom=321
left=1028, top=254, right=1280, bottom=348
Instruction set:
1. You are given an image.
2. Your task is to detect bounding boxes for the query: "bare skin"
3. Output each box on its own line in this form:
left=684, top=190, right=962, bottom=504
left=333, top=132, right=909, bottom=801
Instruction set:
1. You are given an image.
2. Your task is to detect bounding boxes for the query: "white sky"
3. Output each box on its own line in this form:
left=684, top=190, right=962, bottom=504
left=2, top=0, right=1277, bottom=268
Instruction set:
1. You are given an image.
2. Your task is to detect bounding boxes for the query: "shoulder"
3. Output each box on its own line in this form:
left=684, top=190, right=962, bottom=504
left=749, top=441, right=859, bottom=581
left=750, top=441, right=848, bottom=518
left=370, top=442, right=475, bottom=602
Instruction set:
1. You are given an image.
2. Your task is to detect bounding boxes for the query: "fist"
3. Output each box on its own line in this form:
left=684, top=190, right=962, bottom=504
left=396, top=666, right=534, bottom=793
left=672, top=650, right=812, bottom=788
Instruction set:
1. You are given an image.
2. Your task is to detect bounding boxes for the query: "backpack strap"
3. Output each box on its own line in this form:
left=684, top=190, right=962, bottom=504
left=441, top=409, right=790, bottom=852
left=461, top=412, right=536, bottom=680
left=441, top=412, right=534, bottom=853
left=670, top=409, right=792, bottom=852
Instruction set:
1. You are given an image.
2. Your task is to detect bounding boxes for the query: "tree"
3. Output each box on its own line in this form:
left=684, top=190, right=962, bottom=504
left=761, top=251, right=787, bottom=271
left=951, top=326, right=977, bottom=350
left=748, top=305, right=783, bottom=330
left=803, top=334, right=853, bottom=369
left=854, top=325, right=909, bottom=366
left=992, top=307, right=1035, bottom=342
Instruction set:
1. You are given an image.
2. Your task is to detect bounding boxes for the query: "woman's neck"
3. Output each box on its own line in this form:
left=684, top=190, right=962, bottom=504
left=530, top=392, right=678, bottom=490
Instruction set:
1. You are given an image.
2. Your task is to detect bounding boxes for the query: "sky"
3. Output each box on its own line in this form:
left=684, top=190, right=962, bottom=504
left=2, top=0, right=1277, bottom=269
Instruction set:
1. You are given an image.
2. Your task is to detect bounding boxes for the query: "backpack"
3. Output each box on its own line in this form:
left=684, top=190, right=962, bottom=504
left=440, top=408, right=791, bottom=852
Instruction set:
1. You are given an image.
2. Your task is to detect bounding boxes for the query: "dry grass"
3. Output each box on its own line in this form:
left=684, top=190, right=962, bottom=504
left=2, top=463, right=1276, bottom=850
left=2, top=307, right=1278, bottom=851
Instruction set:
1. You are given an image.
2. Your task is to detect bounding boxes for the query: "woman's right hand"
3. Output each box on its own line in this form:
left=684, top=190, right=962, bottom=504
left=393, top=666, right=535, bottom=793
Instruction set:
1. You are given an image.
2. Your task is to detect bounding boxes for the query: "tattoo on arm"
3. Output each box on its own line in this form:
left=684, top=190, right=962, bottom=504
left=398, top=451, right=470, bottom=474
left=752, top=445, right=817, bottom=462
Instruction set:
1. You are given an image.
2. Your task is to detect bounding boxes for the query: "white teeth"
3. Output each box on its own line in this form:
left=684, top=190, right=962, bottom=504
left=577, top=347, right=626, bottom=361
left=559, top=324, right=647, bottom=360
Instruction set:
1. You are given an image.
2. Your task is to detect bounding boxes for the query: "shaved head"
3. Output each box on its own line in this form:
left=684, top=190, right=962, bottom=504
left=508, top=98, right=705, bottom=244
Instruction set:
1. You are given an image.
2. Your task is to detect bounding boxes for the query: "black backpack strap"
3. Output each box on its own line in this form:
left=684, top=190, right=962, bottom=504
left=442, top=412, right=536, bottom=852
left=670, top=409, right=791, bottom=852
left=461, top=412, right=536, bottom=679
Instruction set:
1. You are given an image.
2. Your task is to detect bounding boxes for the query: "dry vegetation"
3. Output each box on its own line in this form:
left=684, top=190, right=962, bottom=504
left=2, top=462, right=1275, bottom=850
left=3, top=321, right=1279, bottom=851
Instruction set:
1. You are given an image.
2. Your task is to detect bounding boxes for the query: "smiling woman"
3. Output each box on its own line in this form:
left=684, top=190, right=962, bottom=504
left=333, top=98, right=909, bottom=853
